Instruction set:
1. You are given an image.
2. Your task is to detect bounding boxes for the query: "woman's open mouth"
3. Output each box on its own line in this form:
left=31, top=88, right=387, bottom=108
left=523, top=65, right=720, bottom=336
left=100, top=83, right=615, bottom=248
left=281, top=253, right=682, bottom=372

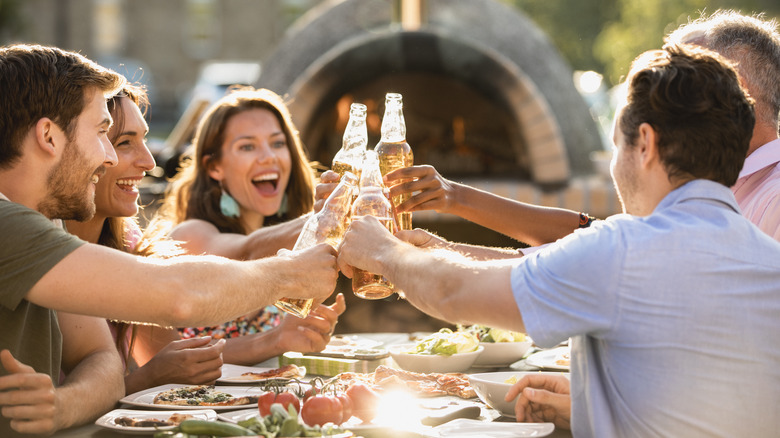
left=252, top=172, right=279, bottom=195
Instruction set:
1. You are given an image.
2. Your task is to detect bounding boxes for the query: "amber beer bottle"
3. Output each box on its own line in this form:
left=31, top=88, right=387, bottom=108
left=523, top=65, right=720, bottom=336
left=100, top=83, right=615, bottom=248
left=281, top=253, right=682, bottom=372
left=374, top=93, right=413, bottom=230
left=332, top=103, right=368, bottom=180
left=275, top=172, right=358, bottom=318
left=350, top=151, right=395, bottom=299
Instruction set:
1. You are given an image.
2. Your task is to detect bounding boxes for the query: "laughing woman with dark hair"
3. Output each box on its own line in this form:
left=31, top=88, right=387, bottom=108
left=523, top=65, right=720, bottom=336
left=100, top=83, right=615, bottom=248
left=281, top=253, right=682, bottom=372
left=152, top=87, right=345, bottom=365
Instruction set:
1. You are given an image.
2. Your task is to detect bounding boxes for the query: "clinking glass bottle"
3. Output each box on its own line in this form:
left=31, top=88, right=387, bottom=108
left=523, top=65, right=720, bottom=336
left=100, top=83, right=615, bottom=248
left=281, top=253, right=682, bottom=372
left=350, top=151, right=395, bottom=299
left=332, top=103, right=368, bottom=181
left=374, top=92, right=413, bottom=230
left=275, top=172, right=358, bottom=317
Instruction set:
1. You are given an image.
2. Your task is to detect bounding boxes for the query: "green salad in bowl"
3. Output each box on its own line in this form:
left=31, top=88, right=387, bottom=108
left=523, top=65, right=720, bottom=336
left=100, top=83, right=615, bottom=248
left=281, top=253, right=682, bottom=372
left=457, top=325, right=533, bottom=368
left=406, top=328, right=480, bottom=356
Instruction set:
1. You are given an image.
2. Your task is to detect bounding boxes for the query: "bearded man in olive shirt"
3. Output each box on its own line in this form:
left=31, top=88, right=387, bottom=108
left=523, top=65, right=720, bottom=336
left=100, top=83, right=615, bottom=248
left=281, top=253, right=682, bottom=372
left=0, top=45, right=339, bottom=435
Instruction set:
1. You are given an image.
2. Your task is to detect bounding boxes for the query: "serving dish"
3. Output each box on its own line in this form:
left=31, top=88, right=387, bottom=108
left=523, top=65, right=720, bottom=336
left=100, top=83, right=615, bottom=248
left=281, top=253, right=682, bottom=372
left=472, top=338, right=534, bottom=368
left=467, top=371, right=568, bottom=418
left=388, top=344, right=484, bottom=373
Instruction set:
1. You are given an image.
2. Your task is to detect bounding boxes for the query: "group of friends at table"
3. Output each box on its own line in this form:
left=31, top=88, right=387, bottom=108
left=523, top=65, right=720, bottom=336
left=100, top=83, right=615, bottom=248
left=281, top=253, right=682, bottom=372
left=0, top=8, right=778, bottom=438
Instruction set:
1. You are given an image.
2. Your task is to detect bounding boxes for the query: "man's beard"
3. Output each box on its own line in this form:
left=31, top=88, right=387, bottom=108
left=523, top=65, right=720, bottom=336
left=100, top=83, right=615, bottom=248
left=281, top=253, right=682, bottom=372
left=37, top=139, right=99, bottom=221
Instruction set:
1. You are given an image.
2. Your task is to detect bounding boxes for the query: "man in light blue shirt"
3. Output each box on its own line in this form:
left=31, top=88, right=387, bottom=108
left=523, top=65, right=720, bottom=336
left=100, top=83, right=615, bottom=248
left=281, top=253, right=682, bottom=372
left=338, top=43, right=780, bottom=437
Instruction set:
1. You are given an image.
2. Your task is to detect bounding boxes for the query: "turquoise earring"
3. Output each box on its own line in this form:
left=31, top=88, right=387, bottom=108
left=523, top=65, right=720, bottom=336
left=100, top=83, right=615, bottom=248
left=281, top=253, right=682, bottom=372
left=278, top=193, right=289, bottom=216
left=219, top=185, right=241, bottom=218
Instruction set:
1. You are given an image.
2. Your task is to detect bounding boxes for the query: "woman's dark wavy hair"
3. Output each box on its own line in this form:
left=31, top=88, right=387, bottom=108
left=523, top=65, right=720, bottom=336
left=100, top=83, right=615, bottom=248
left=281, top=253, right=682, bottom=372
left=157, top=87, right=316, bottom=234
left=619, top=43, right=755, bottom=187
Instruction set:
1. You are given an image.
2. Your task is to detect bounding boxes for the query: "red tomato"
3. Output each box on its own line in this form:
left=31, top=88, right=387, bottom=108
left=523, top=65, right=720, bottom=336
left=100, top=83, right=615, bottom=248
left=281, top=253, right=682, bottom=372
left=257, top=391, right=301, bottom=417
left=303, top=386, right=320, bottom=402
left=346, top=383, right=380, bottom=423
left=336, top=393, right=353, bottom=423
left=301, top=394, right=343, bottom=426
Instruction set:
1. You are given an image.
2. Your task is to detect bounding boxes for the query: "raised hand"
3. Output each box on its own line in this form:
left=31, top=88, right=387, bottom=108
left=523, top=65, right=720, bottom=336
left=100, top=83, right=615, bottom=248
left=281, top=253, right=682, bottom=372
left=275, top=243, right=339, bottom=301
left=0, top=350, right=60, bottom=435
left=276, top=293, right=347, bottom=353
left=505, top=373, right=571, bottom=430
left=138, top=337, right=225, bottom=388
left=385, top=165, right=457, bottom=214
left=314, top=170, right=341, bottom=213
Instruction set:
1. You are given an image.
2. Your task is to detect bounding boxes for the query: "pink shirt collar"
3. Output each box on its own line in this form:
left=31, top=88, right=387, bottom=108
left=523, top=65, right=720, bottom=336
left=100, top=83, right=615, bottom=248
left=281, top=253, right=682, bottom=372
left=739, top=138, right=780, bottom=179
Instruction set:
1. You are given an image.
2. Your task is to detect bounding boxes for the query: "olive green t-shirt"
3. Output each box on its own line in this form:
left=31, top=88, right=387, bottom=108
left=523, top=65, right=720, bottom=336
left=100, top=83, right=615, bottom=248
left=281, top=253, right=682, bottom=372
left=0, top=199, right=85, bottom=380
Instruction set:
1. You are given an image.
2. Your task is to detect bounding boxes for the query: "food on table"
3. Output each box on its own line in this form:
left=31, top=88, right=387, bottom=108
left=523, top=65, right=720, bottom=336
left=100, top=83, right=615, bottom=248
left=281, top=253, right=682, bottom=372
left=242, top=404, right=348, bottom=437
left=224, top=364, right=306, bottom=381
left=345, top=382, right=380, bottom=422
left=556, top=350, right=571, bottom=367
left=333, top=365, right=477, bottom=399
left=115, top=413, right=193, bottom=427
left=258, top=391, right=301, bottom=417
left=457, top=324, right=528, bottom=343
left=406, top=328, right=479, bottom=355
left=152, top=385, right=259, bottom=407
left=301, top=394, right=344, bottom=426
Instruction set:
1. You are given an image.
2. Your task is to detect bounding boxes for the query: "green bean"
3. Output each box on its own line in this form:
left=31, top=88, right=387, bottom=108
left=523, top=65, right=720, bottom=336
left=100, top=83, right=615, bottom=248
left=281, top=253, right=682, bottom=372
left=178, top=418, right=255, bottom=436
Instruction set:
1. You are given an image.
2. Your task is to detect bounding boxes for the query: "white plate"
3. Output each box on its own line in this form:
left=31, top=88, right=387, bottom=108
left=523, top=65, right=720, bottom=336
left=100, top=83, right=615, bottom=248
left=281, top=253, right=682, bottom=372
left=217, top=363, right=306, bottom=384
left=327, top=335, right=383, bottom=350
left=434, top=419, right=554, bottom=437
left=120, top=384, right=265, bottom=411
left=524, top=346, right=570, bottom=371
left=95, top=408, right=216, bottom=434
left=217, top=407, right=259, bottom=423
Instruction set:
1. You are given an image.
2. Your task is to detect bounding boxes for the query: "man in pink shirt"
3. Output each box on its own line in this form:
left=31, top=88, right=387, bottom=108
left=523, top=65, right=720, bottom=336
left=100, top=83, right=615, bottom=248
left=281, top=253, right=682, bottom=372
left=667, top=10, right=780, bottom=242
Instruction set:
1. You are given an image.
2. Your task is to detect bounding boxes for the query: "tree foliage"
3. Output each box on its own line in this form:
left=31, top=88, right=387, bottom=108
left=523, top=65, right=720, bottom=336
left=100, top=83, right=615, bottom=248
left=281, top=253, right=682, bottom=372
left=505, top=0, right=780, bottom=86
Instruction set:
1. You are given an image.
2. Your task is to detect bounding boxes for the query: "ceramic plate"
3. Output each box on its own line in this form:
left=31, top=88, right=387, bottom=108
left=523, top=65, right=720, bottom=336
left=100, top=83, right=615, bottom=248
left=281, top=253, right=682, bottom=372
left=95, top=408, right=216, bottom=434
left=120, top=384, right=264, bottom=411
left=524, top=346, right=570, bottom=371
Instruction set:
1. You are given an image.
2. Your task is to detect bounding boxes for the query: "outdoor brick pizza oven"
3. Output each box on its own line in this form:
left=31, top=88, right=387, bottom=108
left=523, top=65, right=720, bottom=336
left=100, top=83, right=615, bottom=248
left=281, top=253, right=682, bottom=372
left=257, top=0, right=621, bottom=333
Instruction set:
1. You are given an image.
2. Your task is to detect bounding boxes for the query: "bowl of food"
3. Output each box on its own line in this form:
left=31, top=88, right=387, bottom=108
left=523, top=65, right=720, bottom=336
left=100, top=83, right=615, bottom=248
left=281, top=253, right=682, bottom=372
left=467, top=371, right=569, bottom=418
left=458, top=325, right=533, bottom=367
left=389, top=344, right=484, bottom=373
left=388, top=329, right=484, bottom=373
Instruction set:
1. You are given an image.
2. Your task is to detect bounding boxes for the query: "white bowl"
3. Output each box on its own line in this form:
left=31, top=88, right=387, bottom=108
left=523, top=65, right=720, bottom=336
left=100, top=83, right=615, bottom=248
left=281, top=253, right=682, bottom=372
left=467, top=371, right=569, bottom=418
left=472, top=340, right=533, bottom=367
left=388, top=344, right=484, bottom=374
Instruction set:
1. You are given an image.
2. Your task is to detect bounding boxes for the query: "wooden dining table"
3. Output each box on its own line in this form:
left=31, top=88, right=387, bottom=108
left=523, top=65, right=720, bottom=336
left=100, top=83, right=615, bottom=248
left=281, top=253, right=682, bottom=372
left=51, top=333, right=573, bottom=438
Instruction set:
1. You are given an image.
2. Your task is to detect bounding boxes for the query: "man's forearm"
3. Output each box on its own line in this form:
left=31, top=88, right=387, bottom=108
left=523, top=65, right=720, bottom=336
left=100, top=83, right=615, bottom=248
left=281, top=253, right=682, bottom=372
left=56, top=350, right=124, bottom=429
left=384, top=244, right=525, bottom=332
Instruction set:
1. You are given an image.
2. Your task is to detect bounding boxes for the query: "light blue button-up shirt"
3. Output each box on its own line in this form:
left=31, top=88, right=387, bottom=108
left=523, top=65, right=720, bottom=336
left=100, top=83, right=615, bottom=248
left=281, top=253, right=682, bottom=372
left=512, top=179, right=780, bottom=438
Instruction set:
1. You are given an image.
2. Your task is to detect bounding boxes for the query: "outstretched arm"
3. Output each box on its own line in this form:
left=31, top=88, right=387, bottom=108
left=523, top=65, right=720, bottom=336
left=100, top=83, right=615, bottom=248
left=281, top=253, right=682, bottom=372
left=26, top=242, right=339, bottom=329
left=338, top=216, right=524, bottom=331
left=169, top=217, right=308, bottom=260
left=385, top=165, right=583, bottom=246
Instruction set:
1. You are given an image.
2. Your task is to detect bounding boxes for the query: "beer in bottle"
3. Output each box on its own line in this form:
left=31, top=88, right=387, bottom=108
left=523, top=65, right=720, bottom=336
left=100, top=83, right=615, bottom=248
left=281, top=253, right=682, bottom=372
left=350, top=151, right=395, bottom=299
left=374, top=93, right=413, bottom=230
left=275, top=172, right=358, bottom=317
left=332, top=103, right=368, bottom=180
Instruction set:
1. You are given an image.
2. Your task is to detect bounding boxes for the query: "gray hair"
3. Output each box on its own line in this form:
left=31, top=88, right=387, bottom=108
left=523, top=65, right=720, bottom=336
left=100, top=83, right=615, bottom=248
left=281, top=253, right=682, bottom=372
left=666, top=10, right=780, bottom=130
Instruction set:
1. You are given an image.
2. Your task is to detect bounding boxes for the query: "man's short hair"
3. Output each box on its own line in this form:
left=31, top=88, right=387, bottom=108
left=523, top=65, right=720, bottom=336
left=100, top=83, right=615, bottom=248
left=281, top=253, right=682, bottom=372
left=666, top=10, right=780, bottom=130
left=0, top=44, right=125, bottom=169
left=619, top=44, right=755, bottom=187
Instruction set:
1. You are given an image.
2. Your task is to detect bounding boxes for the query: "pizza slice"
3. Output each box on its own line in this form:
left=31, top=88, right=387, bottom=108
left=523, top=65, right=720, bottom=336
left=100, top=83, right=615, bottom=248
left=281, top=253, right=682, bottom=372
left=224, top=364, right=306, bottom=381
left=152, top=385, right=259, bottom=406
